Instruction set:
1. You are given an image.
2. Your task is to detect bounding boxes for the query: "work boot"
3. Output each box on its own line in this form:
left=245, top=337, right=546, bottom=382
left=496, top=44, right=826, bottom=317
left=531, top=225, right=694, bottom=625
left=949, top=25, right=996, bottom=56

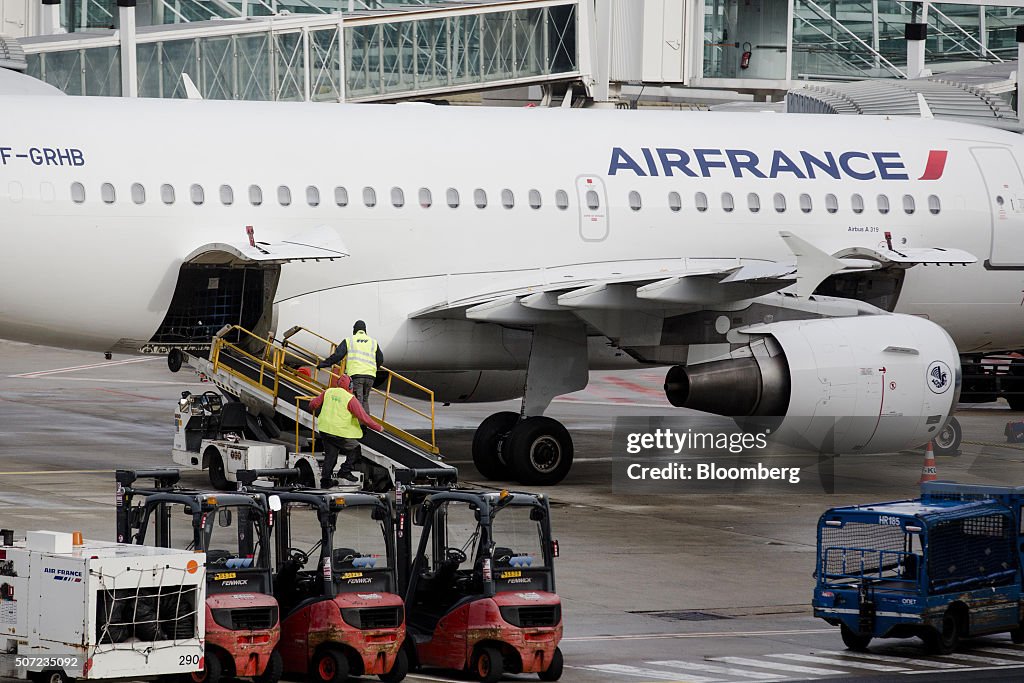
left=338, top=471, right=358, bottom=483
left=320, top=478, right=339, bottom=489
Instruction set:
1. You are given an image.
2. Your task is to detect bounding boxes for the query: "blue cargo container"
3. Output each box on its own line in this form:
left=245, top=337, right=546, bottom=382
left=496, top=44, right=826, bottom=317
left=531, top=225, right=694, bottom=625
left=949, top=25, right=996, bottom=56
left=813, top=481, right=1024, bottom=653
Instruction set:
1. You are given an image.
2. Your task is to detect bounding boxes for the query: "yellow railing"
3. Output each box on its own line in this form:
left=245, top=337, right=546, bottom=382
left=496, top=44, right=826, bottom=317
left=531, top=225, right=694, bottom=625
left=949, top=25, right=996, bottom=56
left=208, top=325, right=439, bottom=454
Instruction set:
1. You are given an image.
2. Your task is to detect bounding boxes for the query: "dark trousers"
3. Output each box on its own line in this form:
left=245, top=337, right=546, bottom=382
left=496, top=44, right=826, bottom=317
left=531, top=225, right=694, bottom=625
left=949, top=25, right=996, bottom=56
left=320, top=433, right=361, bottom=486
left=351, top=375, right=374, bottom=413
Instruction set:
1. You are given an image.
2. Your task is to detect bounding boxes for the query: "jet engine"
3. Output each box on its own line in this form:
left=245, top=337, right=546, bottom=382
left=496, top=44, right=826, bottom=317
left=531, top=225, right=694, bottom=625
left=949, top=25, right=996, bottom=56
left=664, top=314, right=960, bottom=454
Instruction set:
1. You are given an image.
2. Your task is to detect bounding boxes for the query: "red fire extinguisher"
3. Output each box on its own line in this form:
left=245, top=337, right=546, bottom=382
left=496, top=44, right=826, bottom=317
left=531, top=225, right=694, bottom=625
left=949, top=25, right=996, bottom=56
left=740, top=42, right=752, bottom=69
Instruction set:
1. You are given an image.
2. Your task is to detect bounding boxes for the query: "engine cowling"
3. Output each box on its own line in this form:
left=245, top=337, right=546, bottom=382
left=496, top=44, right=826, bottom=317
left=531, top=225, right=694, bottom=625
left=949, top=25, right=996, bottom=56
left=664, top=314, right=960, bottom=454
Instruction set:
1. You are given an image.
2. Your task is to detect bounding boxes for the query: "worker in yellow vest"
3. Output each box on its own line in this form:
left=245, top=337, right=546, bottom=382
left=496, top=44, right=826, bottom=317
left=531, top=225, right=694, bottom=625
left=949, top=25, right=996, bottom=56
left=308, top=373, right=383, bottom=486
left=315, top=320, right=383, bottom=412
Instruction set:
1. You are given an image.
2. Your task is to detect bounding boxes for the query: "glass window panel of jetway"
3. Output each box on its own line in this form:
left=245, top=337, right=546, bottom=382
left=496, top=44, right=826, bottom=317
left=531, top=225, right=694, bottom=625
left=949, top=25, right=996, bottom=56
left=35, top=50, right=85, bottom=96
left=381, top=21, right=415, bottom=95
left=200, top=36, right=234, bottom=100
left=482, top=11, right=516, bottom=81
left=705, top=0, right=788, bottom=79
left=347, top=23, right=382, bottom=98
left=449, top=14, right=482, bottom=85
left=927, top=4, right=988, bottom=64
left=310, top=28, right=342, bottom=102
left=138, top=38, right=199, bottom=99
left=986, top=6, right=1024, bottom=58
left=274, top=31, right=306, bottom=101
left=513, top=8, right=545, bottom=78
left=547, top=4, right=577, bottom=73
left=792, top=0, right=901, bottom=80
left=237, top=32, right=273, bottom=101
left=414, top=18, right=450, bottom=91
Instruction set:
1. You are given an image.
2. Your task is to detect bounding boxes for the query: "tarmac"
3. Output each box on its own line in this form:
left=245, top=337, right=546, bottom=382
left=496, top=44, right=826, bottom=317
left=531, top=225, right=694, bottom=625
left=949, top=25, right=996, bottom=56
left=3, top=339, right=1024, bottom=682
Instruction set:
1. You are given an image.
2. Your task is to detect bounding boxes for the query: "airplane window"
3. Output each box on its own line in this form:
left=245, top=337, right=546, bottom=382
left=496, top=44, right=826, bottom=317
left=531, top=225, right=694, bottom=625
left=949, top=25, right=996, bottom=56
left=191, top=184, right=205, bottom=206
left=220, top=185, right=234, bottom=206
left=501, top=189, right=514, bottom=209
left=334, top=186, right=348, bottom=207
left=748, top=193, right=760, bottom=213
left=721, top=192, right=734, bottom=213
left=474, top=188, right=487, bottom=209
left=585, top=190, right=600, bottom=211
left=903, top=194, right=915, bottom=215
left=446, top=187, right=459, bottom=208
left=851, top=193, right=864, bottom=214
left=131, top=183, right=145, bottom=205
left=162, top=184, right=176, bottom=205
left=391, top=187, right=405, bottom=208
left=278, top=186, right=292, bottom=207
left=306, top=186, right=320, bottom=207
left=825, top=194, right=838, bottom=214
left=668, top=191, right=682, bottom=212
left=363, top=187, right=376, bottom=208
left=629, top=191, right=642, bottom=211
left=249, top=185, right=262, bottom=206
left=71, top=182, right=86, bottom=204
left=101, top=183, right=116, bottom=204
left=877, top=194, right=890, bottom=214
left=928, top=195, right=941, bottom=215
left=773, top=193, right=786, bottom=213
left=419, top=188, right=432, bottom=208
left=695, top=192, right=708, bottom=212
left=529, top=189, right=542, bottom=209
left=555, top=190, right=569, bottom=210
left=799, top=193, right=812, bottom=213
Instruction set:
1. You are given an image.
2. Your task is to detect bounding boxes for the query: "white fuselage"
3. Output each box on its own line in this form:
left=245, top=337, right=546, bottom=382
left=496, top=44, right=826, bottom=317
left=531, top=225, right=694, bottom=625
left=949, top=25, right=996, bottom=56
left=2, top=96, right=1023, bottom=369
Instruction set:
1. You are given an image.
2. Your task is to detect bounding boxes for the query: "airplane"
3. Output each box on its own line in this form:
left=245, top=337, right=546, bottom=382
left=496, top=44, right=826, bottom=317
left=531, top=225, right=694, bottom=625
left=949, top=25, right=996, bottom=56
left=1, top=66, right=1019, bottom=486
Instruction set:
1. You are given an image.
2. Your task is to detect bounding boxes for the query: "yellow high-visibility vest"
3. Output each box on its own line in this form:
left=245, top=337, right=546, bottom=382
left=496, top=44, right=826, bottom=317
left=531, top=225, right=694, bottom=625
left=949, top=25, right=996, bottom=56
left=345, top=331, right=378, bottom=378
left=317, top=387, right=362, bottom=438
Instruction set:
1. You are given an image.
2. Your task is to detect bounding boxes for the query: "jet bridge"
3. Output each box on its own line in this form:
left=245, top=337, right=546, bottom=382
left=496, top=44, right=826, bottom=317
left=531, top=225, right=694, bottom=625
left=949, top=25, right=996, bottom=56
left=170, top=324, right=455, bottom=489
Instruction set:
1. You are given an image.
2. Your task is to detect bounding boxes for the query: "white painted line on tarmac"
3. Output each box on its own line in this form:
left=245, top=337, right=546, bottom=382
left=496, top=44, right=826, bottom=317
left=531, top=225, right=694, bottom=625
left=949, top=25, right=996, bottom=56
left=562, top=629, right=834, bottom=642
left=711, top=656, right=847, bottom=676
left=403, top=673, right=466, bottom=683
left=971, top=646, right=1024, bottom=658
left=573, top=663, right=710, bottom=681
left=903, top=664, right=1024, bottom=675
left=13, top=376, right=193, bottom=385
left=768, top=652, right=906, bottom=672
left=933, top=651, right=1019, bottom=667
left=0, top=469, right=111, bottom=475
left=651, top=660, right=788, bottom=680
left=816, top=651, right=965, bottom=669
left=11, top=357, right=158, bottom=378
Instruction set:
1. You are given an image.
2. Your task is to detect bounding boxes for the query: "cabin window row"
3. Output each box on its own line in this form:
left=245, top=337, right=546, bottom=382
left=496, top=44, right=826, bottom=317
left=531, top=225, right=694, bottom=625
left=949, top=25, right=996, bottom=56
left=69, top=182, right=574, bottom=211
left=686, top=191, right=941, bottom=216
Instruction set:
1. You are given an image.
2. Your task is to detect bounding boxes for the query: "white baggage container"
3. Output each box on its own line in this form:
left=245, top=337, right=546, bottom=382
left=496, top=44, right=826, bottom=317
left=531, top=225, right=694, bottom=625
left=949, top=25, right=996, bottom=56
left=0, top=531, right=205, bottom=680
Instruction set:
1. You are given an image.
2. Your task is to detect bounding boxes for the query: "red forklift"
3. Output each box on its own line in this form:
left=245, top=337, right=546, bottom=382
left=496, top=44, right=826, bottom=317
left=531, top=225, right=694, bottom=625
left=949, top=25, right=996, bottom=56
left=237, top=469, right=407, bottom=683
left=395, top=485, right=564, bottom=682
left=115, top=469, right=283, bottom=683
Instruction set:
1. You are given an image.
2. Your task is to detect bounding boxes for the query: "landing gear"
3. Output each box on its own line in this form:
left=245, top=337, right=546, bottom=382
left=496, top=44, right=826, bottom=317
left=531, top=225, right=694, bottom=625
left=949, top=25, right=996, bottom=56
left=933, top=416, right=962, bottom=456
left=472, top=413, right=574, bottom=486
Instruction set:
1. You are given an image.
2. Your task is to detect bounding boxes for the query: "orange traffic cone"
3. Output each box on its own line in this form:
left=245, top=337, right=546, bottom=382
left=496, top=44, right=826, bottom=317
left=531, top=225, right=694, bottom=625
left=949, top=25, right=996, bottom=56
left=919, top=441, right=938, bottom=484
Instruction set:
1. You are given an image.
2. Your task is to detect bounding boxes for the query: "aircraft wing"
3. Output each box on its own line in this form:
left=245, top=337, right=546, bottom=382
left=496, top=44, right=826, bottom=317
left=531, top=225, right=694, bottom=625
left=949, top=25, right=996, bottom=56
left=412, top=235, right=976, bottom=328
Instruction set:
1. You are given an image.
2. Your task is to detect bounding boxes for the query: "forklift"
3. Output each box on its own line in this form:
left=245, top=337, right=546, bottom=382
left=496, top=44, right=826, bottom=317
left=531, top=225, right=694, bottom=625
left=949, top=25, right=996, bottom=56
left=237, top=470, right=407, bottom=683
left=115, top=470, right=283, bottom=683
left=395, top=485, right=564, bottom=682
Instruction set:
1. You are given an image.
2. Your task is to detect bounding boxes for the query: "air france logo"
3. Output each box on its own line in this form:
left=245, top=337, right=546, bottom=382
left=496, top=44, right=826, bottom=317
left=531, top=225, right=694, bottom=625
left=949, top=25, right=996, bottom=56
left=927, top=361, right=952, bottom=394
left=44, top=567, right=83, bottom=583
left=608, top=147, right=948, bottom=181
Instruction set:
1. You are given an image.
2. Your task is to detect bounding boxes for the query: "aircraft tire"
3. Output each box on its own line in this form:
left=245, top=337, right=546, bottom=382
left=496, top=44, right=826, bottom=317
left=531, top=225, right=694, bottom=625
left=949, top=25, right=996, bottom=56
left=933, top=416, right=962, bottom=456
left=472, top=411, right=518, bottom=480
left=507, top=416, right=573, bottom=486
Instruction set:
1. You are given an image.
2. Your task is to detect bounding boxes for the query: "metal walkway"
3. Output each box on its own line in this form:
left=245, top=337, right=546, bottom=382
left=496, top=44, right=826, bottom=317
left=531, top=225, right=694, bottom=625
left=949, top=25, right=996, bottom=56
left=177, top=325, right=455, bottom=486
left=20, top=0, right=581, bottom=102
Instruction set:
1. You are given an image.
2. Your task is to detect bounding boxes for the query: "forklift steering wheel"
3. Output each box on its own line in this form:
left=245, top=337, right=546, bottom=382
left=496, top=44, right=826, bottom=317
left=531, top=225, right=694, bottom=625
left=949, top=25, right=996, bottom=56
left=444, top=548, right=467, bottom=565
left=287, top=548, right=309, bottom=566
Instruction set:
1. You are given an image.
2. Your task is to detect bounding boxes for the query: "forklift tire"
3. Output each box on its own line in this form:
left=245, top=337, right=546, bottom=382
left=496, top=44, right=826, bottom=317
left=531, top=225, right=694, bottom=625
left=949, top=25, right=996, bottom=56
left=507, top=416, right=573, bottom=486
left=208, top=452, right=231, bottom=491
left=33, top=671, right=71, bottom=683
left=377, top=648, right=408, bottom=683
left=472, top=646, right=504, bottom=683
left=296, top=461, right=316, bottom=488
left=168, top=348, right=184, bottom=373
left=537, top=647, right=563, bottom=681
left=933, top=417, right=962, bottom=456
left=255, top=650, right=283, bottom=683
left=472, top=412, right=519, bottom=480
left=839, top=624, right=871, bottom=652
left=189, top=651, right=223, bottom=683
left=922, top=610, right=961, bottom=655
left=312, top=647, right=349, bottom=683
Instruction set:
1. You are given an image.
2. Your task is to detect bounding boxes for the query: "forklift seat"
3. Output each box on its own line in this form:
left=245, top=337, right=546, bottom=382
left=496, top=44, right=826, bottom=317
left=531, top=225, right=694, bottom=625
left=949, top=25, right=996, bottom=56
left=493, top=547, right=514, bottom=567
left=333, top=547, right=357, bottom=568
left=219, top=401, right=250, bottom=436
